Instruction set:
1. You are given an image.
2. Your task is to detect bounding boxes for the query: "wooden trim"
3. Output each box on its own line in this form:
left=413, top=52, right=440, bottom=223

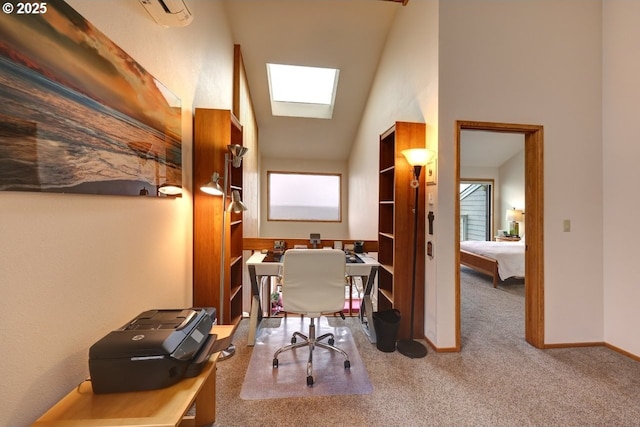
left=243, top=237, right=377, bottom=253
left=544, top=341, right=605, bottom=349
left=605, top=343, right=640, bottom=362
left=232, top=44, right=259, bottom=315
left=426, top=340, right=459, bottom=353
left=456, top=120, right=545, bottom=350
left=454, top=124, right=462, bottom=351
left=407, top=334, right=639, bottom=361
left=524, top=128, right=544, bottom=348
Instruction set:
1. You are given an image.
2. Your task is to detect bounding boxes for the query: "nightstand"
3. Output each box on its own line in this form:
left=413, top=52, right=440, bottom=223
left=495, top=235, right=521, bottom=242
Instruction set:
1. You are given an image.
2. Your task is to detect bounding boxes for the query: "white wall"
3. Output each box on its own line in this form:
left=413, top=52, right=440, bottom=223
left=499, top=150, right=525, bottom=234
left=602, top=1, right=640, bottom=356
left=438, top=0, right=603, bottom=346
left=348, top=0, right=440, bottom=333
left=260, top=157, right=349, bottom=239
left=0, top=1, right=235, bottom=425
left=348, top=0, right=439, bottom=241
left=351, top=0, right=609, bottom=350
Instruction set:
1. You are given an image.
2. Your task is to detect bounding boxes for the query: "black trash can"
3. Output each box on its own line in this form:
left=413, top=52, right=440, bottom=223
left=372, top=309, right=401, bottom=352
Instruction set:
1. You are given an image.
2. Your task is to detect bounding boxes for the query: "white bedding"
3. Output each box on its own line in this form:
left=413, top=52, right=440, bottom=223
left=460, top=240, right=525, bottom=280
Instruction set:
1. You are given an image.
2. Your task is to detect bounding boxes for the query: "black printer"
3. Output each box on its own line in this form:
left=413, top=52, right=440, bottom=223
left=89, top=308, right=216, bottom=394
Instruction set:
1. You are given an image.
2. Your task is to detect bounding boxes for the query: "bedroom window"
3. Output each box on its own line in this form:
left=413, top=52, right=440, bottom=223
left=268, top=171, right=341, bottom=222
left=460, top=181, right=493, bottom=241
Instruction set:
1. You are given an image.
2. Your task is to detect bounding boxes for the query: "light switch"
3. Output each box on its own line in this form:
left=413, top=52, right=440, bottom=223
left=563, top=219, right=571, bottom=232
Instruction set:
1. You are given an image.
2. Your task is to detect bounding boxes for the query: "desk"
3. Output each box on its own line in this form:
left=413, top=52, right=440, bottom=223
left=32, top=324, right=234, bottom=427
left=246, top=251, right=379, bottom=345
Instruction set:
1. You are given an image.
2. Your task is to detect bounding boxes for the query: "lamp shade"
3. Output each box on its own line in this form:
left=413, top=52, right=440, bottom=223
left=158, top=184, right=182, bottom=196
left=401, top=148, right=435, bottom=167
left=506, top=208, right=524, bottom=222
left=200, top=172, right=224, bottom=196
left=228, top=144, right=248, bottom=168
left=228, top=190, right=247, bottom=213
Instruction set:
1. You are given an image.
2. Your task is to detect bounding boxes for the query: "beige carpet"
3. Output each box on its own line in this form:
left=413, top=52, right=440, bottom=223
left=240, top=316, right=373, bottom=400
left=211, top=269, right=640, bottom=426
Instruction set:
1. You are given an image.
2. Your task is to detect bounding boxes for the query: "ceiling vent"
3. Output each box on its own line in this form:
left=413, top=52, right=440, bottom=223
left=138, top=0, right=193, bottom=27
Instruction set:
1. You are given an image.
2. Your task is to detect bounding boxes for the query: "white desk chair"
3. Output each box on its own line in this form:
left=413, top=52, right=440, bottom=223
left=272, top=249, right=351, bottom=386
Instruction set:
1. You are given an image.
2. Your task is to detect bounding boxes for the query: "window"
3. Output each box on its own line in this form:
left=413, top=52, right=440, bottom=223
left=266, top=63, right=339, bottom=119
left=268, top=172, right=341, bottom=222
left=460, top=180, right=493, bottom=241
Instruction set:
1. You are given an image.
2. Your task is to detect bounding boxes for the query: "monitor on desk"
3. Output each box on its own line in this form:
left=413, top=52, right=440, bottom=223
left=310, top=233, right=321, bottom=248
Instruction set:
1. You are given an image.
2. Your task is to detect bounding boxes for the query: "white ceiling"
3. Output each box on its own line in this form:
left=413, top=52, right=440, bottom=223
left=460, top=130, right=524, bottom=168
left=222, top=0, right=400, bottom=161
left=220, top=2, right=523, bottom=166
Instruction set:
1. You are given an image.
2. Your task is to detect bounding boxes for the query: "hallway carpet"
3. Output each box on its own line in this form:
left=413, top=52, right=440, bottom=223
left=211, top=267, right=640, bottom=426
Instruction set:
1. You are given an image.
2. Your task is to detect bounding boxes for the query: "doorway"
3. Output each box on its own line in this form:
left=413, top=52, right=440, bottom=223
left=455, top=120, right=544, bottom=349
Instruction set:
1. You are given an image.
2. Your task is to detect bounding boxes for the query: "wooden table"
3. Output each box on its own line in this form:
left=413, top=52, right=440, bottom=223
left=32, top=325, right=234, bottom=427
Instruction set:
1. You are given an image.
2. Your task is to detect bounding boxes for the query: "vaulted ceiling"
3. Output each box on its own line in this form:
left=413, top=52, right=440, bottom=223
left=222, top=1, right=402, bottom=161
left=222, top=1, right=519, bottom=166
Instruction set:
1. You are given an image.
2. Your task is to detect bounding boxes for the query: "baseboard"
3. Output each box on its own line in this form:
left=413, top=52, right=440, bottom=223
left=543, top=341, right=605, bottom=349
left=541, top=341, right=640, bottom=362
left=424, top=336, right=459, bottom=353
left=425, top=338, right=640, bottom=361
left=605, top=342, right=640, bottom=362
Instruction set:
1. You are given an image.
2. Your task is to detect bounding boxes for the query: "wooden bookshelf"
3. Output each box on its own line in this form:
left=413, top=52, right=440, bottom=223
left=378, top=121, right=426, bottom=340
left=193, top=108, right=244, bottom=326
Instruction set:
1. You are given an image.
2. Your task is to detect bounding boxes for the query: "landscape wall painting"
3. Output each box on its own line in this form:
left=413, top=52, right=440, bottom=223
left=0, top=0, right=182, bottom=197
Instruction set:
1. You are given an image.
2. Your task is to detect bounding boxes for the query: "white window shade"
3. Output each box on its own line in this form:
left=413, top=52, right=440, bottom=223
left=268, top=172, right=341, bottom=222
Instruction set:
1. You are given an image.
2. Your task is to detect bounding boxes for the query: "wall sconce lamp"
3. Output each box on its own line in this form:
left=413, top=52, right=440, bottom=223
left=397, top=147, right=435, bottom=359
left=506, top=208, right=524, bottom=236
left=158, top=183, right=182, bottom=196
left=138, top=183, right=183, bottom=197
left=199, top=144, right=248, bottom=360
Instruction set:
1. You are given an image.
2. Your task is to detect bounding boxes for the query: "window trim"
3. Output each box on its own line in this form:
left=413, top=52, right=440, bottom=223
left=267, top=171, right=342, bottom=222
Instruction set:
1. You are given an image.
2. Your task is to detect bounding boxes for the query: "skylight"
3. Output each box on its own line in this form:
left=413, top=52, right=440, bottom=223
left=267, top=63, right=339, bottom=119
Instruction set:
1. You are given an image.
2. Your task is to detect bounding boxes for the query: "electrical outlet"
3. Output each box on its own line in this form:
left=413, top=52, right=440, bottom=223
left=563, top=219, right=571, bottom=232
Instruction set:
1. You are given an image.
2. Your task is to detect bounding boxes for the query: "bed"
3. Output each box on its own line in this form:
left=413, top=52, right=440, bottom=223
left=460, top=239, right=525, bottom=287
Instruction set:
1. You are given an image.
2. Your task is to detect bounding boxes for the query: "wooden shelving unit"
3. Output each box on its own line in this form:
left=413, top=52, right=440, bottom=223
left=193, top=108, right=244, bottom=327
left=377, top=121, right=426, bottom=340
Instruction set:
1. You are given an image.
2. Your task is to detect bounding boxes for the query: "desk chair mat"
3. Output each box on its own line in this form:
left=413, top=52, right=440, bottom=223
left=240, top=316, right=373, bottom=400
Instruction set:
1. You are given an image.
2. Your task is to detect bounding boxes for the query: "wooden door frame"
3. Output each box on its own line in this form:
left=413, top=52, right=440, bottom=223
left=455, top=120, right=544, bottom=349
